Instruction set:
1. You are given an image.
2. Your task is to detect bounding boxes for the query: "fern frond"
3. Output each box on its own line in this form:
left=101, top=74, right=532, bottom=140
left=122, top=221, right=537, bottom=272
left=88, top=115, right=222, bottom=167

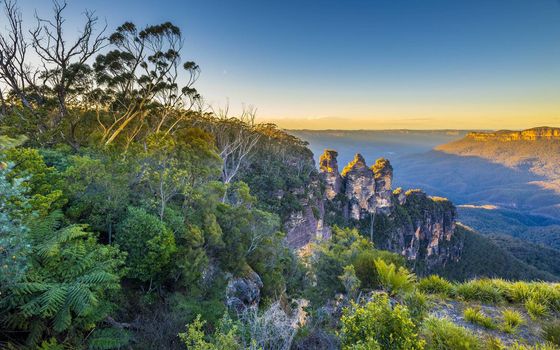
left=88, top=328, right=131, bottom=350
left=38, top=285, right=67, bottom=317
left=10, top=282, right=50, bottom=296
left=52, top=305, right=72, bottom=333
left=66, top=284, right=95, bottom=316
left=77, top=271, right=117, bottom=285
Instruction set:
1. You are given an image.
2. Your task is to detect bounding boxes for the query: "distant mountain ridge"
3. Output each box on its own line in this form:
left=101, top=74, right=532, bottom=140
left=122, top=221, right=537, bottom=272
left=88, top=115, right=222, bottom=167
left=465, top=127, right=560, bottom=142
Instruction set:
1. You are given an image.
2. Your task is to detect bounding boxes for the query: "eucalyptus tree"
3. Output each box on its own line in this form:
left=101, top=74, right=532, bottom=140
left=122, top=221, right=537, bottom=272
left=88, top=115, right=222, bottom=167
left=94, top=21, right=200, bottom=147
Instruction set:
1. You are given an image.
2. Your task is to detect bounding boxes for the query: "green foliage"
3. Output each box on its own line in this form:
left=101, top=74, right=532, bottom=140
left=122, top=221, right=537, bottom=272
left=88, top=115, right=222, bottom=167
left=0, top=162, right=30, bottom=285
left=64, top=154, right=130, bottom=243
left=463, top=307, right=496, bottom=329
left=339, top=265, right=361, bottom=298
left=116, top=206, right=176, bottom=284
left=3, top=147, right=65, bottom=216
left=237, top=124, right=316, bottom=221
left=500, top=309, right=524, bottom=334
left=434, top=226, right=555, bottom=282
left=486, top=234, right=560, bottom=279
left=352, top=249, right=405, bottom=290
left=403, top=290, right=429, bottom=322
left=454, top=279, right=504, bottom=304
left=340, top=293, right=425, bottom=350
left=138, top=130, right=220, bottom=219
left=306, top=226, right=373, bottom=303
left=0, top=211, right=125, bottom=347
left=178, top=314, right=242, bottom=350
left=88, top=328, right=131, bottom=350
left=506, top=281, right=533, bottom=303
left=542, top=320, right=560, bottom=346
left=510, top=342, right=560, bottom=350
left=374, top=258, right=416, bottom=296
left=525, top=297, right=548, bottom=320
left=418, top=275, right=453, bottom=296
left=422, top=317, right=483, bottom=350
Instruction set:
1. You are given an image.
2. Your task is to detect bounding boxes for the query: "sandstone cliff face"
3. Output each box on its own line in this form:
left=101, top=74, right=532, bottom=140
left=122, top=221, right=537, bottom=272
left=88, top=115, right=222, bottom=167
left=372, top=158, right=394, bottom=215
left=391, top=190, right=462, bottom=270
left=466, top=127, right=560, bottom=142
left=319, top=149, right=463, bottom=272
left=319, top=149, right=342, bottom=201
left=284, top=177, right=331, bottom=249
left=341, top=154, right=376, bottom=220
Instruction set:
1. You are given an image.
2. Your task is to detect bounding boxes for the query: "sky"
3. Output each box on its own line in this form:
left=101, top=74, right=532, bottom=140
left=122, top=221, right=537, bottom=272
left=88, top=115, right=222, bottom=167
left=14, top=0, right=560, bottom=129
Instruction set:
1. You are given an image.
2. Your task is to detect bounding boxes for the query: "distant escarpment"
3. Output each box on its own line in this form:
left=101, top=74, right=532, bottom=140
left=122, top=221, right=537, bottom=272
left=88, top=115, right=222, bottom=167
left=465, top=127, right=560, bottom=142
left=436, top=126, right=560, bottom=218
left=319, top=150, right=463, bottom=273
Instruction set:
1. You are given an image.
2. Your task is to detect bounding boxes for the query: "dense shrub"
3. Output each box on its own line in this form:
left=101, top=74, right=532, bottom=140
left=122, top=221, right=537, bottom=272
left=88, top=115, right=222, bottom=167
left=403, top=290, right=429, bottom=322
left=340, top=293, right=424, bottom=350
left=116, top=207, right=176, bottom=284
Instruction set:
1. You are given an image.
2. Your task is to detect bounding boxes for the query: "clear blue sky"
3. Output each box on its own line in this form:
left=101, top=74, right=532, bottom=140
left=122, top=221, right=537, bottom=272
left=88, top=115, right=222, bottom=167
left=15, top=0, right=560, bottom=129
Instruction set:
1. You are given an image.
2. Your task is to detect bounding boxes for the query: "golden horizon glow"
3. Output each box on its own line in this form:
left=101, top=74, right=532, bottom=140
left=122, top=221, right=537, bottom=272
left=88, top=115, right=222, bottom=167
left=257, top=104, right=560, bottom=130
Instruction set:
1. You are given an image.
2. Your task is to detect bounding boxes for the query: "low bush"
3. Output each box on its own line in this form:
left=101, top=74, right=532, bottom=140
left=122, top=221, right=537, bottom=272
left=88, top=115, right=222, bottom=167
left=463, top=307, right=496, bottom=329
left=525, top=297, right=548, bottom=320
left=340, top=293, right=425, bottom=350
left=454, top=279, right=504, bottom=304
left=403, top=290, right=429, bottom=322
left=500, top=309, right=524, bottom=334
left=418, top=275, right=453, bottom=296
left=531, top=284, right=560, bottom=313
left=505, top=282, right=532, bottom=303
left=352, top=249, right=406, bottom=290
left=422, top=317, right=483, bottom=350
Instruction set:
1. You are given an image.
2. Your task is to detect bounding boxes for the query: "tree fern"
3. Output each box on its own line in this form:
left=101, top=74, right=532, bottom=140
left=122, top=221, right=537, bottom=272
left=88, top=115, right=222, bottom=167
left=1, top=211, right=125, bottom=346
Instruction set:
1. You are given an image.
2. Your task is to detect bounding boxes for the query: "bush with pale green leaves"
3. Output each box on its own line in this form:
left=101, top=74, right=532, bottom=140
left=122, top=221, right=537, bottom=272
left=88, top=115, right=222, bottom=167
left=340, top=293, right=425, bottom=350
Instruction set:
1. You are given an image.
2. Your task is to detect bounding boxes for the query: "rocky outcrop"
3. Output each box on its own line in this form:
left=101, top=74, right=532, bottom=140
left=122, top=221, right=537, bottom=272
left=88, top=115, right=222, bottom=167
left=391, top=190, right=462, bottom=270
left=372, top=158, right=394, bottom=215
left=466, top=127, right=560, bottom=142
left=319, top=149, right=463, bottom=272
left=284, top=178, right=331, bottom=249
left=226, top=269, right=263, bottom=313
left=320, top=152, right=395, bottom=220
left=340, top=154, right=376, bottom=220
left=319, top=149, right=342, bottom=200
